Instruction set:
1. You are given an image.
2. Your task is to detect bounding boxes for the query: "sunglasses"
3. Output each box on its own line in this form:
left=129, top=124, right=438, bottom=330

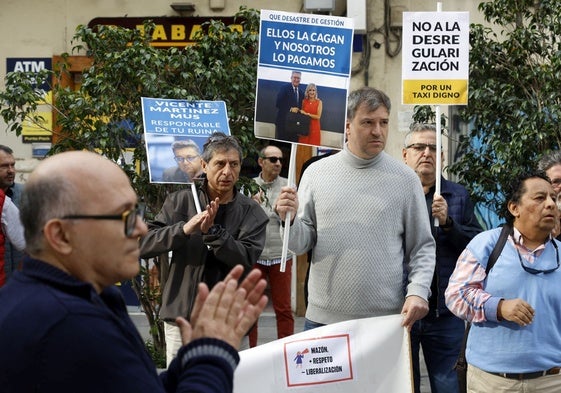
left=406, top=143, right=438, bottom=153
left=516, top=239, right=560, bottom=275
left=263, top=156, right=282, bottom=164
left=61, top=204, right=146, bottom=238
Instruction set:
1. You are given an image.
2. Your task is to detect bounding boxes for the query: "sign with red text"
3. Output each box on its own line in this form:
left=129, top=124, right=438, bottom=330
left=402, top=12, right=469, bottom=105
left=284, top=334, right=353, bottom=387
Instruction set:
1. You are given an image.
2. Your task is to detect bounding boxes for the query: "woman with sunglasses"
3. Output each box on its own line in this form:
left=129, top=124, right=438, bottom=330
left=445, top=171, right=561, bottom=392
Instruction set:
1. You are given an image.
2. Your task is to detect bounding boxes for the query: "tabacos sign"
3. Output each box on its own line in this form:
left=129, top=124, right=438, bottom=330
left=88, top=17, right=241, bottom=48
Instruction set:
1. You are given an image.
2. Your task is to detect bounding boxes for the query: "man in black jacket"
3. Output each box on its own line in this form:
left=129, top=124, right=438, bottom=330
left=403, top=124, right=483, bottom=393
left=140, top=132, right=268, bottom=365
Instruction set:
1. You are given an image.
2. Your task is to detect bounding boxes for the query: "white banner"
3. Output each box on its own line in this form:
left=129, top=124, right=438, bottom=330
left=234, top=314, right=412, bottom=393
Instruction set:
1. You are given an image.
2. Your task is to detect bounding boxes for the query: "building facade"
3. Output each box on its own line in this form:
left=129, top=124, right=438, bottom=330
left=1, top=0, right=485, bottom=161
left=0, top=0, right=488, bottom=313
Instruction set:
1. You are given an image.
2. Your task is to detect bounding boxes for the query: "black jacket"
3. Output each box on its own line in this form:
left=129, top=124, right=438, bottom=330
left=427, top=178, right=483, bottom=317
left=140, top=183, right=268, bottom=321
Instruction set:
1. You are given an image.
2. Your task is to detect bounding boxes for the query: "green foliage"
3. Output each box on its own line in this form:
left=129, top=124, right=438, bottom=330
left=145, top=339, right=166, bottom=369
left=0, top=6, right=262, bottom=364
left=131, top=259, right=164, bottom=365
left=449, top=0, right=561, bottom=215
left=412, top=105, right=448, bottom=130
left=0, top=69, right=52, bottom=134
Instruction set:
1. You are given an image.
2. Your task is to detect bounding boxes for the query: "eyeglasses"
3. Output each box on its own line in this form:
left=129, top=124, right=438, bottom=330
left=516, top=239, right=560, bottom=275
left=263, top=156, right=282, bottom=164
left=174, top=155, right=199, bottom=163
left=406, top=143, right=438, bottom=153
left=61, top=204, right=146, bottom=237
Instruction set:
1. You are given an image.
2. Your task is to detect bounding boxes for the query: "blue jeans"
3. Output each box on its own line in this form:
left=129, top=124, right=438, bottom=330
left=410, top=314, right=465, bottom=393
left=304, top=318, right=325, bottom=331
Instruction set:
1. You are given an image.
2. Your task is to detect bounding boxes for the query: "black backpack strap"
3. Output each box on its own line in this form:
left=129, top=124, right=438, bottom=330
left=486, top=223, right=511, bottom=274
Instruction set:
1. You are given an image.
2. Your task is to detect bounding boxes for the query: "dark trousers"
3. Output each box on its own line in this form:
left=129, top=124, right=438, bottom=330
left=410, top=314, right=465, bottom=393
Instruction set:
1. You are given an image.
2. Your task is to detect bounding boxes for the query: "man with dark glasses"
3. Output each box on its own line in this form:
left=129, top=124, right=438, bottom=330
left=0, top=150, right=268, bottom=392
left=446, top=171, right=561, bottom=392
left=248, top=145, right=293, bottom=347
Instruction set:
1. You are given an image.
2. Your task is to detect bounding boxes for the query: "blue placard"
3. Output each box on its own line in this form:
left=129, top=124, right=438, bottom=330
left=259, top=20, right=353, bottom=77
left=254, top=10, right=354, bottom=149
left=141, top=97, right=229, bottom=136
left=141, top=97, right=230, bottom=184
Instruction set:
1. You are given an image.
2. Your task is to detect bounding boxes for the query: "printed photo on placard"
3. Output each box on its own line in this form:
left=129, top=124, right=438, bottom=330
left=141, top=97, right=230, bottom=184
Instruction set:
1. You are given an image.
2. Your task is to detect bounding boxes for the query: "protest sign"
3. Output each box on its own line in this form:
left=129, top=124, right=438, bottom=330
left=402, top=12, right=469, bottom=105
left=254, top=9, right=353, bottom=148
left=141, top=97, right=230, bottom=184
left=234, top=314, right=411, bottom=393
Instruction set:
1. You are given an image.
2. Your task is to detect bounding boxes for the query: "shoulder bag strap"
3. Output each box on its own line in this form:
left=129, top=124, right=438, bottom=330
left=486, top=223, right=511, bottom=275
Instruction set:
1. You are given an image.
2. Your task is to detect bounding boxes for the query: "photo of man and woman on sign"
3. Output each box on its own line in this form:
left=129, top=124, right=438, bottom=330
left=254, top=69, right=347, bottom=149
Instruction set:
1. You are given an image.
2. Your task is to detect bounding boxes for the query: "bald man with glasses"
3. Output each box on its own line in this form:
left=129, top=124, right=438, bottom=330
left=0, top=150, right=268, bottom=393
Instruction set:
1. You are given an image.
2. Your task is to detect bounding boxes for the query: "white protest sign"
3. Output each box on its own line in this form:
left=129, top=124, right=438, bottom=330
left=234, top=314, right=411, bottom=393
left=284, top=334, right=353, bottom=386
left=402, top=12, right=470, bottom=105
